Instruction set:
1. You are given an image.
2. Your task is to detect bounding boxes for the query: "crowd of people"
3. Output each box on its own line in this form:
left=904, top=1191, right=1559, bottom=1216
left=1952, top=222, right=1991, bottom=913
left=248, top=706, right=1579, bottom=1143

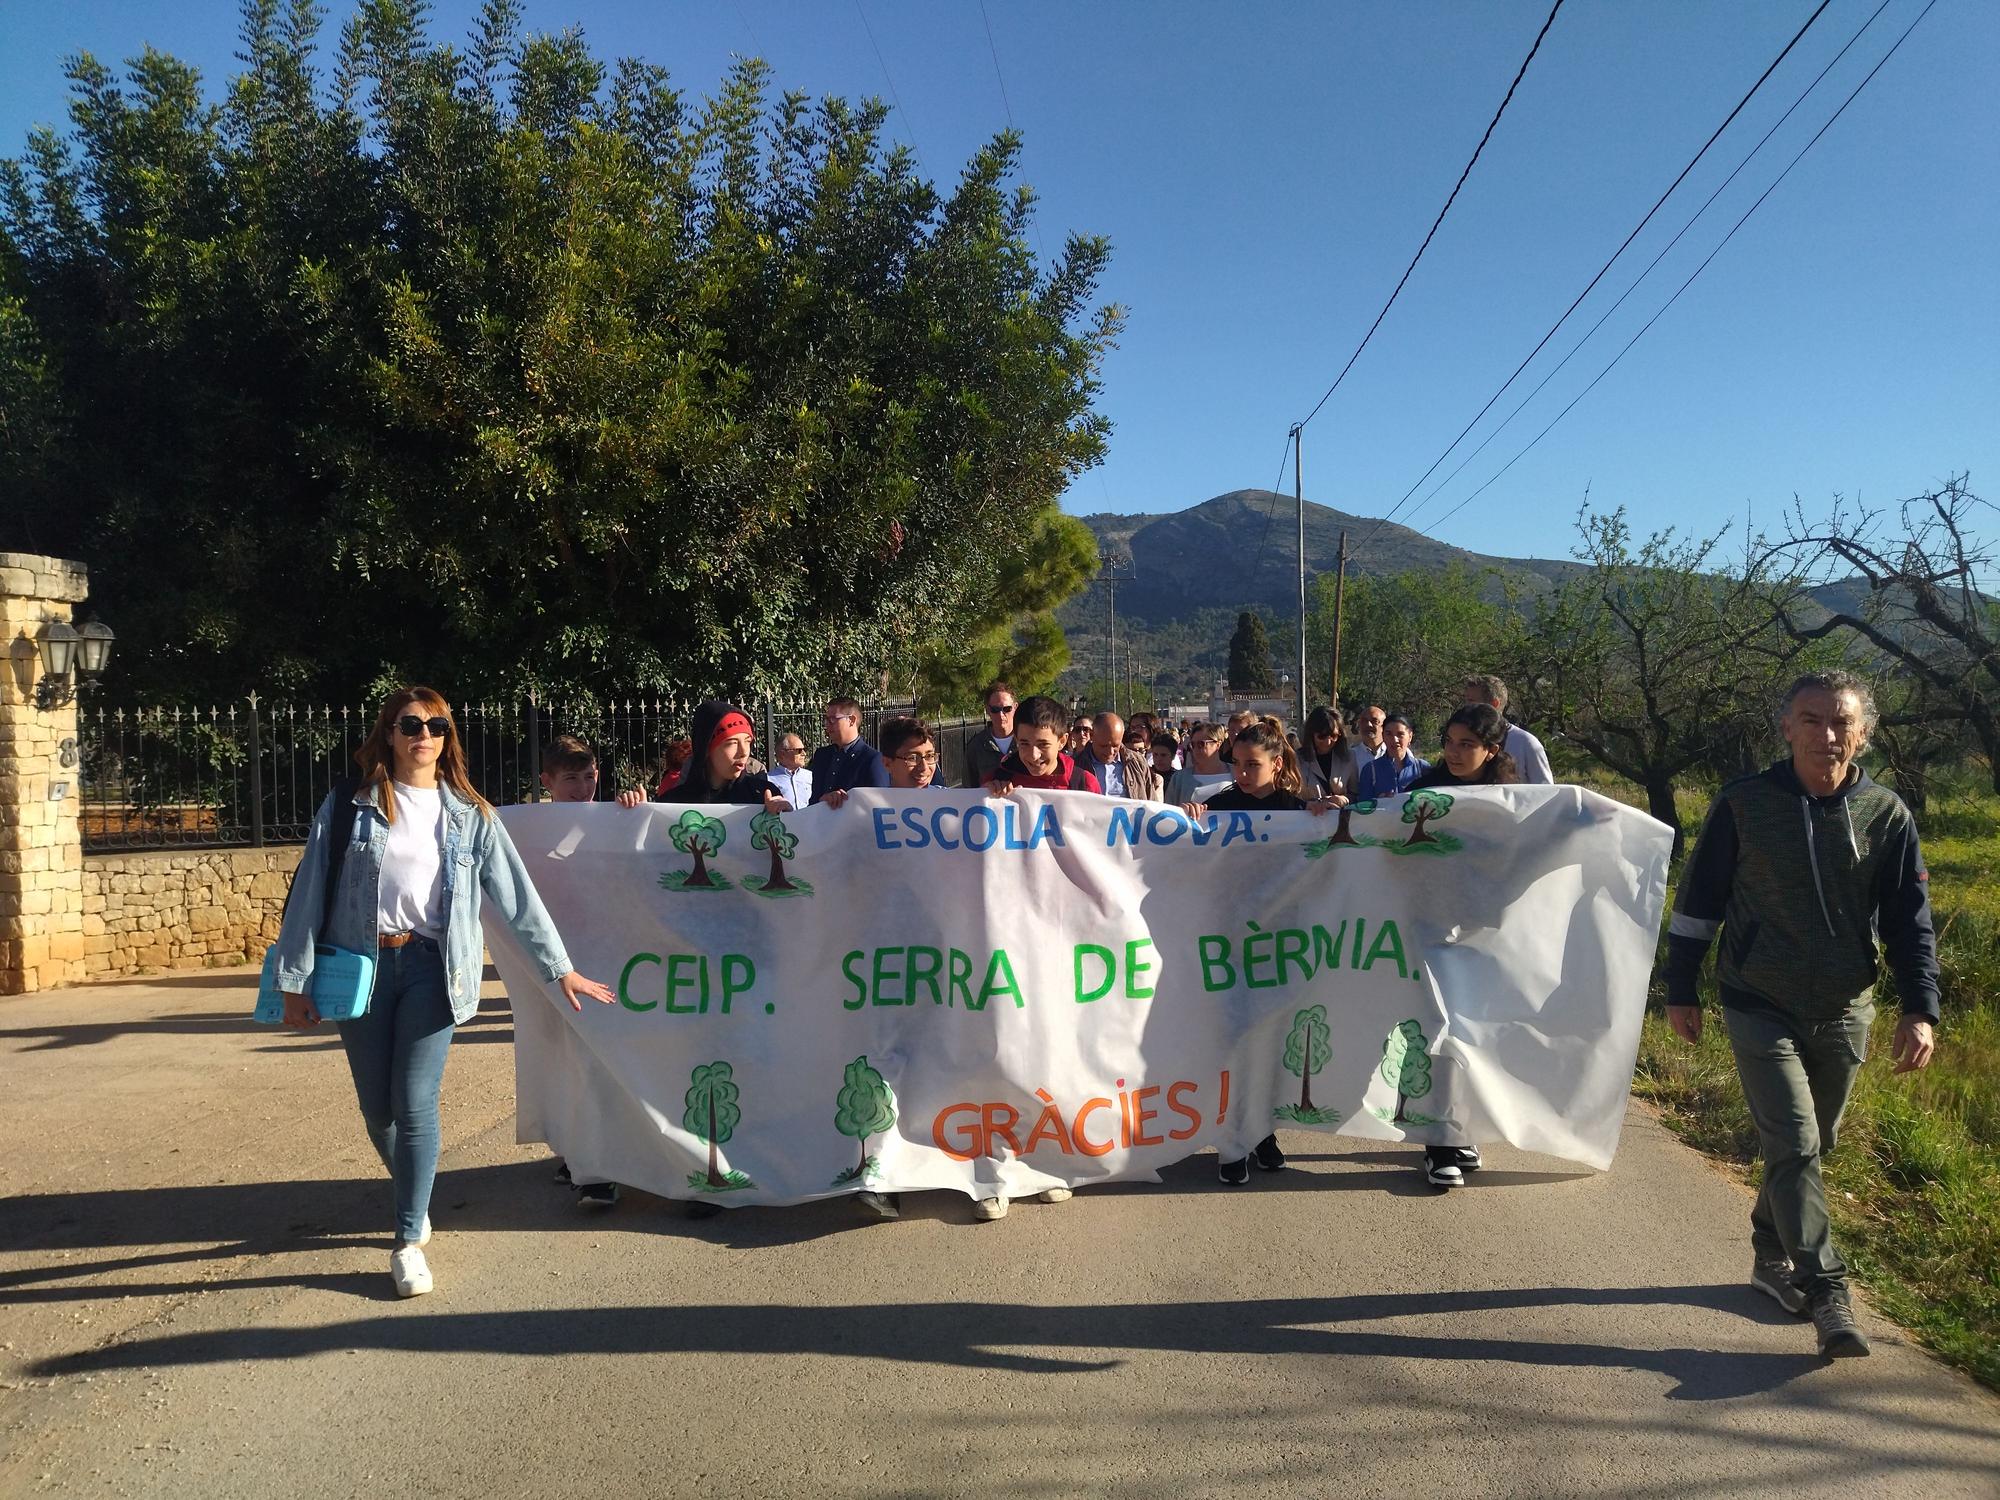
left=267, top=669, right=1940, bottom=1364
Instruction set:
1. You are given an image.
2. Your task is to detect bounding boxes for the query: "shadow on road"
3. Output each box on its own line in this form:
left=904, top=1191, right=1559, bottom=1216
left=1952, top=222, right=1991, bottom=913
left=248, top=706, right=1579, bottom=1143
left=24, top=1287, right=1841, bottom=1401
left=0, top=1012, right=514, bottom=1053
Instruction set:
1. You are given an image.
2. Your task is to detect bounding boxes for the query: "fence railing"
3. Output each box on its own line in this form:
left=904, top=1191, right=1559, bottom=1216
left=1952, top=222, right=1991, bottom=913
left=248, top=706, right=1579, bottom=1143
left=77, top=695, right=985, bottom=851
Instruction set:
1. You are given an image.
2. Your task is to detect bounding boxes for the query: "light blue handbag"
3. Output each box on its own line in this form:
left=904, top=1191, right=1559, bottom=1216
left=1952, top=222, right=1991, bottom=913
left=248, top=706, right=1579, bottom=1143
left=253, top=777, right=377, bottom=1024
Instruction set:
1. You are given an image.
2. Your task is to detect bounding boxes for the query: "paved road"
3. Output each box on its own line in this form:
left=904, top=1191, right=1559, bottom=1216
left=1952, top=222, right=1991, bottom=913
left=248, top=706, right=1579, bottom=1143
left=2, top=969, right=1996, bottom=1499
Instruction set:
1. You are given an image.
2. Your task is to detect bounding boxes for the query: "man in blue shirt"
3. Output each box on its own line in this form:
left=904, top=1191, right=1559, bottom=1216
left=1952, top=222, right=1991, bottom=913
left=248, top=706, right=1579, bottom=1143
left=808, top=697, right=891, bottom=804
left=1355, top=714, right=1429, bottom=799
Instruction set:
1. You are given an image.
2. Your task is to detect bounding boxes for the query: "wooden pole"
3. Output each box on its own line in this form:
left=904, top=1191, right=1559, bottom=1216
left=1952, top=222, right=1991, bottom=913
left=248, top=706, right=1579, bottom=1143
left=1331, top=529, right=1348, bottom=711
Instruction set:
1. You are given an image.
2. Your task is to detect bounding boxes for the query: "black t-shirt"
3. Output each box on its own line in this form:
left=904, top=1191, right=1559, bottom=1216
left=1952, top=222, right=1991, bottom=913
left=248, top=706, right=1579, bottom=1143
left=1202, top=785, right=1307, bottom=812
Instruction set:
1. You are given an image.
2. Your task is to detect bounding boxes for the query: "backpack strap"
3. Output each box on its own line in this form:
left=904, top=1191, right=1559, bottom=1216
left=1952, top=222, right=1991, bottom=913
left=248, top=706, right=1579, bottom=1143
left=1068, top=763, right=1094, bottom=792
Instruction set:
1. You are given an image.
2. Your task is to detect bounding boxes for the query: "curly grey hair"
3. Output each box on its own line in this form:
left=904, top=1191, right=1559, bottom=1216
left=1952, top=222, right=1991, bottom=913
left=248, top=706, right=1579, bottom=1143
left=1777, top=671, right=1878, bottom=737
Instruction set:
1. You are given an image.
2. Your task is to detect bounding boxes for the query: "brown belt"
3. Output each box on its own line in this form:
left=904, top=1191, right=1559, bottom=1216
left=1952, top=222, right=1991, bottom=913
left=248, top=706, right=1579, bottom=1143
left=378, top=932, right=421, bottom=949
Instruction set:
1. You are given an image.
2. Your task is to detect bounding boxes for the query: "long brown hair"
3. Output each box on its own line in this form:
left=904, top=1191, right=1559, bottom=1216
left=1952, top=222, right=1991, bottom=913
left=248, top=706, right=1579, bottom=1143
left=1241, top=717, right=1304, bottom=796
left=355, top=686, right=492, bottom=823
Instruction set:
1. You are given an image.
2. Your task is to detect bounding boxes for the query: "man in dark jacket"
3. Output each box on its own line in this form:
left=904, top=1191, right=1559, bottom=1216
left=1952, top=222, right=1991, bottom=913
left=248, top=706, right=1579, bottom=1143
left=808, top=697, right=890, bottom=805
left=1663, top=671, right=1938, bottom=1359
left=962, top=682, right=1017, bottom=789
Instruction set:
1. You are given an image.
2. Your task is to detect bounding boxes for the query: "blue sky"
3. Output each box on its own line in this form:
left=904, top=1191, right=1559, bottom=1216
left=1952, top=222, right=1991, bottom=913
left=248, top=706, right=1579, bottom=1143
left=2, top=1, right=1993, bottom=566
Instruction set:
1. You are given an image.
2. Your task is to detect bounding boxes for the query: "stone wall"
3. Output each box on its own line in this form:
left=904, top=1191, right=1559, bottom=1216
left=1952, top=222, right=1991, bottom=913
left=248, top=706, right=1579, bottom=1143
left=80, top=846, right=304, bottom=977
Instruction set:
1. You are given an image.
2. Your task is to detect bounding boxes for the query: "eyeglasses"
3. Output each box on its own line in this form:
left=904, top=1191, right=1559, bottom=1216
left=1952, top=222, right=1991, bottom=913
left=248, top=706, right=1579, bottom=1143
left=397, top=715, right=450, bottom=739
left=895, top=751, right=940, bottom=766
left=986, top=703, right=1016, bottom=716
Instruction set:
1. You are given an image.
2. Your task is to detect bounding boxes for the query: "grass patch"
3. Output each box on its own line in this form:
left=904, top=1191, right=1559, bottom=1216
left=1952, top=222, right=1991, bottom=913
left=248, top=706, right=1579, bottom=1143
left=1628, top=758, right=2000, bottom=1392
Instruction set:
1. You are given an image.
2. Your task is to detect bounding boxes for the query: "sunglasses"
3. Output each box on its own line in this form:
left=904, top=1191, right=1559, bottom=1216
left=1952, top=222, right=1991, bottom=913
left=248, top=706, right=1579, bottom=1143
left=397, top=715, right=450, bottom=739
left=986, top=704, right=1016, bottom=715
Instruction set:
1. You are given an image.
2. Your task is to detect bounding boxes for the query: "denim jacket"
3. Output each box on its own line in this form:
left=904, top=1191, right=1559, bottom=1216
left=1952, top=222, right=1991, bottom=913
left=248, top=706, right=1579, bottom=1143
left=272, top=781, right=572, bottom=1025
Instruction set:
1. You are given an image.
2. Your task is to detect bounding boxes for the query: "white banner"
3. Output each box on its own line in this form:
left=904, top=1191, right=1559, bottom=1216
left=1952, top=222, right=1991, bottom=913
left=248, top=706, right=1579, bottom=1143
left=491, top=786, right=1672, bottom=1205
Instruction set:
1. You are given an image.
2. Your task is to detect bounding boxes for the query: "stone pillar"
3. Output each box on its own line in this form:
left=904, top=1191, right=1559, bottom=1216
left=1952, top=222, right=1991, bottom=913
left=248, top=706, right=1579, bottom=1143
left=1, top=551, right=91, bottom=994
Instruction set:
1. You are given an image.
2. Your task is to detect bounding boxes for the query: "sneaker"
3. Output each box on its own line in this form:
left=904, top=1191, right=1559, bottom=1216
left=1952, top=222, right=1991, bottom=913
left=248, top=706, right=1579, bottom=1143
left=857, top=1191, right=901, bottom=1220
left=973, top=1196, right=1009, bottom=1221
left=575, top=1182, right=619, bottom=1210
left=1037, top=1187, right=1073, bottom=1204
left=1452, top=1145, right=1483, bottom=1173
left=1218, top=1156, right=1250, bottom=1185
left=389, top=1244, right=432, bottom=1298
left=552, top=1159, right=573, bottom=1187
left=1751, top=1257, right=1808, bottom=1315
left=1809, top=1284, right=1870, bottom=1358
left=1252, top=1135, right=1286, bottom=1171
left=1425, top=1148, right=1465, bottom=1189
left=414, top=1215, right=432, bottom=1247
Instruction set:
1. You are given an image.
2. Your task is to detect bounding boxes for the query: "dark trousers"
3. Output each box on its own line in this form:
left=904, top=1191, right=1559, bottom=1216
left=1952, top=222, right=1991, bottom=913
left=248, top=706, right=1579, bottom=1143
left=1722, top=1000, right=1872, bottom=1294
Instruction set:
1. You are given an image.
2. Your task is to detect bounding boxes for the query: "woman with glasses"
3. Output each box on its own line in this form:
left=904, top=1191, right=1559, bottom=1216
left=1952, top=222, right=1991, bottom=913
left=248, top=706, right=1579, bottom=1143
left=1164, top=722, right=1233, bottom=806
left=962, top=682, right=1017, bottom=788
left=274, top=687, right=616, bottom=1298
left=1299, top=706, right=1360, bottom=802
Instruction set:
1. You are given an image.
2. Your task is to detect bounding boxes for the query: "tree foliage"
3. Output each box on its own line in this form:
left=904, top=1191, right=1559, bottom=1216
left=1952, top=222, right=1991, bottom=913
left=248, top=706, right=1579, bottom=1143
left=1380, top=1019, right=1432, bottom=1121
left=1307, top=562, right=1522, bottom=726
left=1526, top=507, right=1821, bottom=849
left=1282, top=1003, right=1330, bottom=1111
left=0, top=1, right=1119, bottom=702
left=1225, top=611, right=1275, bottom=694
left=833, top=1054, right=896, bottom=1141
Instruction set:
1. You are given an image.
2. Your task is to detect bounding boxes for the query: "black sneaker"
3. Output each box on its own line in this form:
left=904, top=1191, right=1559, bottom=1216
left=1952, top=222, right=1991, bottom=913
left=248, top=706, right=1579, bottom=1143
left=1424, top=1147, right=1465, bottom=1189
left=1252, top=1135, right=1286, bottom=1171
left=552, top=1159, right=573, bottom=1186
left=1751, top=1257, right=1808, bottom=1315
left=1217, top=1156, right=1250, bottom=1185
left=575, top=1182, right=619, bottom=1210
left=1809, top=1284, right=1869, bottom=1357
left=1452, top=1144, right=1483, bottom=1173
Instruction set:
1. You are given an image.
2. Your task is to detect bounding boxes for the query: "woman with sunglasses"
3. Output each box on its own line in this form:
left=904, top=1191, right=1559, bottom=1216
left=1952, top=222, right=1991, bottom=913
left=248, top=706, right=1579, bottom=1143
left=273, top=687, right=616, bottom=1298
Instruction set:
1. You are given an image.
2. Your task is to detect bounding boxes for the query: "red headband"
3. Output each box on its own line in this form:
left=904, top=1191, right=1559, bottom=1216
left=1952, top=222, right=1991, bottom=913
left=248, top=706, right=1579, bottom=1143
left=710, top=712, right=754, bottom=751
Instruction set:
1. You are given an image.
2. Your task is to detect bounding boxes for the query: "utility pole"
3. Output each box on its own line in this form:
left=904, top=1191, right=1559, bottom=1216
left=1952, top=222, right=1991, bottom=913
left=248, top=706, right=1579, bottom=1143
left=1292, top=424, right=1308, bottom=727
left=1331, top=529, right=1348, bottom=712
left=1101, top=561, right=1134, bottom=714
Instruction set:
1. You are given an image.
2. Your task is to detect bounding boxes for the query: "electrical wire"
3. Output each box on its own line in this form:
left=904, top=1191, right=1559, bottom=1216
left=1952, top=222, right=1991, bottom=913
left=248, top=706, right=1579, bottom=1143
left=854, top=0, right=925, bottom=173
left=1418, top=0, right=1939, bottom=541
left=1398, top=0, right=1896, bottom=536
left=1233, top=428, right=1303, bottom=607
left=978, top=0, right=1014, bottom=129
left=1294, top=0, right=1564, bottom=435
left=1352, top=0, right=1836, bottom=558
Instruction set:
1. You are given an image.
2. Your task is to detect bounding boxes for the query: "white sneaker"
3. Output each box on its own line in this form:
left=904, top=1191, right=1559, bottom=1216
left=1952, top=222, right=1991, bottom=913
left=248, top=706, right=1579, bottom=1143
left=1036, top=1187, right=1073, bottom=1204
left=390, top=1244, right=433, bottom=1298
left=973, top=1195, right=1009, bottom=1221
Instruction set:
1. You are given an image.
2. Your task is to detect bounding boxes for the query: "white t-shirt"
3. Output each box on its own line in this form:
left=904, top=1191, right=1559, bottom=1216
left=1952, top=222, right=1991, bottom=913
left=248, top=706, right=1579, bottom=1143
left=378, top=781, right=446, bottom=938
left=992, top=735, right=1014, bottom=754
left=1505, top=724, right=1554, bottom=785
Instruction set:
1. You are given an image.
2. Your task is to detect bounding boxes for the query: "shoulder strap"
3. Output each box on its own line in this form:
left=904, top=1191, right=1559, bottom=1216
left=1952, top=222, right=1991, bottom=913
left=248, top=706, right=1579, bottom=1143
left=318, top=776, right=361, bottom=935
left=1069, top=763, right=1093, bottom=792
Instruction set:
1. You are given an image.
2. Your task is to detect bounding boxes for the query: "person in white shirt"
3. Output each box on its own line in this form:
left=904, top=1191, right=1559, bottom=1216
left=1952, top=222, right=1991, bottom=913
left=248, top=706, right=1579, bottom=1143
left=1353, top=705, right=1389, bottom=761
left=767, top=733, right=814, bottom=809
left=1462, top=674, right=1553, bottom=784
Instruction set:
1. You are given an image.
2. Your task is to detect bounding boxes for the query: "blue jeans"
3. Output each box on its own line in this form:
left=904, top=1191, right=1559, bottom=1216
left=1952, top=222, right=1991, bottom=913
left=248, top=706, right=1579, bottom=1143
left=1722, top=999, right=1872, bottom=1295
left=337, top=939, right=456, bottom=1244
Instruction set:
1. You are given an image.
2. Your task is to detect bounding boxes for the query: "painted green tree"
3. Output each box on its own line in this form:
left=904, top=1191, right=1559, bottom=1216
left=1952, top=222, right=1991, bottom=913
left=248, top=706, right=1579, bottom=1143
left=1330, top=797, right=1377, bottom=846
left=1402, top=788, right=1453, bottom=846
left=1283, top=1004, right=1332, bottom=1113
left=1380, top=1020, right=1433, bottom=1122
left=832, top=1055, right=897, bottom=1185
left=667, top=810, right=727, bottom=888
left=684, top=1060, right=748, bottom=1191
left=748, top=809, right=798, bottom=893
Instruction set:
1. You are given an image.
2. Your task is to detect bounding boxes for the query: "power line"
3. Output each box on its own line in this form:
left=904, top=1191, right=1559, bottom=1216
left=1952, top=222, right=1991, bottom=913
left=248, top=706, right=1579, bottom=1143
left=1353, top=0, right=1835, bottom=559
left=1419, top=0, right=1939, bottom=541
left=854, top=0, right=925, bottom=173
left=977, top=0, right=1014, bottom=129
left=1294, top=0, right=1564, bottom=435
left=1233, top=430, right=1304, bottom=608
left=1398, top=0, right=1896, bottom=536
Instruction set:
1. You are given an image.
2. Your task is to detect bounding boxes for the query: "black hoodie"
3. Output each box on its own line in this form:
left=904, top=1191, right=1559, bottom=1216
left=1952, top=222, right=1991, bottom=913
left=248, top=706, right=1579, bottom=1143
left=656, top=699, right=773, bottom=806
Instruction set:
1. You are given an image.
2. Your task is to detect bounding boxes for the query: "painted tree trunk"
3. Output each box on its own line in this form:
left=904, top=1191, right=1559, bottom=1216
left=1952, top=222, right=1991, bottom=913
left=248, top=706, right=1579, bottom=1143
left=1331, top=807, right=1357, bottom=845
left=1299, top=1058, right=1315, bottom=1112
left=1394, top=1090, right=1408, bottom=1122
left=1404, top=813, right=1435, bottom=846
left=858, top=1136, right=869, bottom=1175
left=705, top=1094, right=724, bottom=1186
left=688, top=848, right=713, bottom=887
left=765, top=843, right=793, bottom=891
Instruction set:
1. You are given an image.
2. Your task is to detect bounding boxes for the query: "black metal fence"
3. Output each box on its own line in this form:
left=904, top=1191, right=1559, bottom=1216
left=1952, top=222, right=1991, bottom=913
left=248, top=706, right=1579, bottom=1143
left=77, top=695, right=985, bottom=851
